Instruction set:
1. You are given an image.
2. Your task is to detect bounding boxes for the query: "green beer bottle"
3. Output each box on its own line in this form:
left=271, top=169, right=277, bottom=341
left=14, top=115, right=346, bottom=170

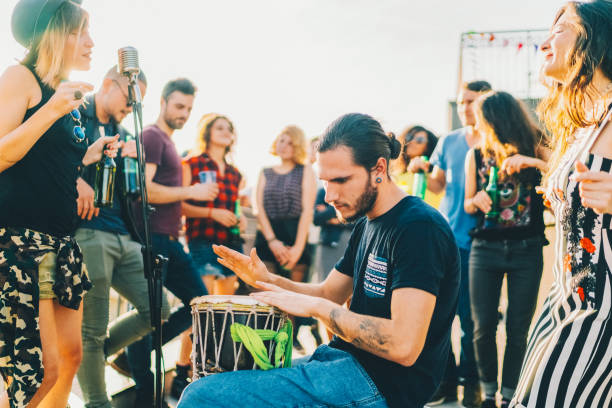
left=412, top=155, right=429, bottom=199
left=94, top=127, right=117, bottom=208
left=230, top=200, right=241, bottom=236
left=123, top=132, right=140, bottom=196
left=485, top=166, right=499, bottom=220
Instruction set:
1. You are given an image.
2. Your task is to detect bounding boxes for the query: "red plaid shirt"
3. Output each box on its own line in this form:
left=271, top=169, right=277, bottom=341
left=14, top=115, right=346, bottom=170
left=183, top=153, right=242, bottom=245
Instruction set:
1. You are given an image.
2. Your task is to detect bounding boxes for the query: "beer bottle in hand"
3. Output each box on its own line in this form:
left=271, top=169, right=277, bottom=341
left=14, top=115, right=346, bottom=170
left=485, top=166, right=499, bottom=220
left=412, top=155, right=429, bottom=199
left=123, top=132, right=140, bottom=196
left=230, top=200, right=241, bottom=236
left=94, top=127, right=117, bottom=207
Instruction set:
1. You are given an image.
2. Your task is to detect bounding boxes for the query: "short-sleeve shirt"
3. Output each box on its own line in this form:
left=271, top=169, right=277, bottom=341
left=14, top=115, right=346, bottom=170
left=330, top=196, right=460, bottom=408
left=143, top=125, right=182, bottom=237
left=430, top=127, right=477, bottom=249
left=183, top=153, right=242, bottom=245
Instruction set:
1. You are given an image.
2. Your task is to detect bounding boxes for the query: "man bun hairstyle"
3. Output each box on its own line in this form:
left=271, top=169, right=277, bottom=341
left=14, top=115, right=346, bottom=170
left=387, top=132, right=402, bottom=160
left=318, top=113, right=398, bottom=175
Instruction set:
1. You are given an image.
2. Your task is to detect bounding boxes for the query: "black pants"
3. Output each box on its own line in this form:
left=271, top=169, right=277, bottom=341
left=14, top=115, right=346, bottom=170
left=469, top=236, right=543, bottom=398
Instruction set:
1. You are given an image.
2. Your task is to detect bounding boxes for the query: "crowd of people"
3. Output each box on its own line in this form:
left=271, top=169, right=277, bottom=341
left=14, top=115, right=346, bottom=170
left=0, top=0, right=611, bottom=408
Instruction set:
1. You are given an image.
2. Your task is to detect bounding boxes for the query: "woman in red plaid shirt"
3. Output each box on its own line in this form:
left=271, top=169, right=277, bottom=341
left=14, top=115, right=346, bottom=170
left=182, top=113, right=246, bottom=295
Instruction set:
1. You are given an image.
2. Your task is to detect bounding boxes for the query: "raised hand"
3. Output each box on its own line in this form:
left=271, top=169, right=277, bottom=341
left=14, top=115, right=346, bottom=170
left=47, top=81, right=94, bottom=117
left=213, top=245, right=271, bottom=288
left=501, top=154, right=533, bottom=174
left=82, top=134, right=121, bottom=166
left=573, top=161, right=612, bottom=214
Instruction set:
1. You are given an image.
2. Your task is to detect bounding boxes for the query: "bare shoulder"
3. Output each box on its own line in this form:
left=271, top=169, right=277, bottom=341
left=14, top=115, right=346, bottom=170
left=303, top=163, right=315, bottom=177
left=590, top=114, right=612, bottom=159
left=0, top=65, right=40, bottom=106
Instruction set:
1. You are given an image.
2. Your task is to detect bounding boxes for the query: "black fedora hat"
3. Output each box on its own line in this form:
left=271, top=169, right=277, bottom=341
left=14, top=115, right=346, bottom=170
left=11, top=0, right=84, bottom=48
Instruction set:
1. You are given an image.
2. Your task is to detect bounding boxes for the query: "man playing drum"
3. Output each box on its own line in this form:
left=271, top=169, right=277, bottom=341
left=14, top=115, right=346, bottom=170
left=179, top=113, right=461, bottom=408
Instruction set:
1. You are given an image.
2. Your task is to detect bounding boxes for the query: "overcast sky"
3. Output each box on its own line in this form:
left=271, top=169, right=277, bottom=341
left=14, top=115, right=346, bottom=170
left=1, top=0, right=566, bottom=185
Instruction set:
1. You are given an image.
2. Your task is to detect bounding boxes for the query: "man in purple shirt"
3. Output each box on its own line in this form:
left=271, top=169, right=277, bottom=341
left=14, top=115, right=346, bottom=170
left=124, top=78, right=217, bottom=406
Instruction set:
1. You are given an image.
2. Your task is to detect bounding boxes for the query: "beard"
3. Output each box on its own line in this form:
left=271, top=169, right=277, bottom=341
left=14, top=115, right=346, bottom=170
left=164, top=114, right=187, bottom=130
left=341, top=179, right=378, bottom=223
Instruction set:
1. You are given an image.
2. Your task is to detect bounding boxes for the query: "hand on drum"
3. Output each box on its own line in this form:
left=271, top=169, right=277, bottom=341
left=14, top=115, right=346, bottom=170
left=251, top=281, right=319, bottom=318
left=213, top=245, right=271, bottom=288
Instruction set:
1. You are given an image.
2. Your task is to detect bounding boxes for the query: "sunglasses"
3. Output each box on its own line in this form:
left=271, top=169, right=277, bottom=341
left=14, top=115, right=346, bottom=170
left=405, top=135, right=427, bottom=144
left=70, top=109, right=86, bottom=143
left=112, top=79, right=133, bottom=108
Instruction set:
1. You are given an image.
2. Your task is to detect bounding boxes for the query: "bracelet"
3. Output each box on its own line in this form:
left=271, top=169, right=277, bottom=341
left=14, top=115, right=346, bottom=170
left=207, top=207, right=212, bottom=218
left=266, top=236, right=277, bottom=244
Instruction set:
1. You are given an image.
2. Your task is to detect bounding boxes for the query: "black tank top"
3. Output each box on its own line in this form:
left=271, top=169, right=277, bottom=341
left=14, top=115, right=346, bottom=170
left=0, top=65, right=88, bottom=236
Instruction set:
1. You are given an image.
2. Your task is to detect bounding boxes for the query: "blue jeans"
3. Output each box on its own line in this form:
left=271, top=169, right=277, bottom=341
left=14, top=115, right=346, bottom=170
left=442, top=247, right=479, bottom=385
left=178, top=345, right=388, bottom=407
left=188, top=238, right=238, bottom=277
left=126, top=234, right=208, bottom=390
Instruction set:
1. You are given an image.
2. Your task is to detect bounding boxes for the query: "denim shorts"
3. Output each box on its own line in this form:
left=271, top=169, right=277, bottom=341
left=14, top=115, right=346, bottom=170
left=38, top=252, right=56, bottom=300
left=188, top=239, right=239, bottom=278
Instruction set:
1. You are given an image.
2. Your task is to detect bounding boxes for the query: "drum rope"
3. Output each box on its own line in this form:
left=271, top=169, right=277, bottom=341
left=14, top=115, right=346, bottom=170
left=230, top=320, right=294, bottom=370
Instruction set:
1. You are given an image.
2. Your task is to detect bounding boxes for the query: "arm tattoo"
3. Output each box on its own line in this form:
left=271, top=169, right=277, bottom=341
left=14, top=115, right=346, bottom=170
left=329, top=307, right=346, bottom=337
left=352, top=317, right=391, bottom=355
left=328, top=308, right=391, bottom=355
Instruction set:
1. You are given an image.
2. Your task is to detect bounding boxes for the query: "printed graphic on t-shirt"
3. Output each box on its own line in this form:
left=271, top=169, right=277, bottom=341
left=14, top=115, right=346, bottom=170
left=364, top=253, right=388, bottom=298
left=478, top=158, right=532, bottom=228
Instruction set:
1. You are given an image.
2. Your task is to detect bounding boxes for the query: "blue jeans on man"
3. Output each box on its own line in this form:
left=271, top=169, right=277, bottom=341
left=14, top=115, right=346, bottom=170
left=429, top=247, right=479, bottom=406
left=444, top=247, right=479, bottom=384
left=178, top=345, right=388, bottom=407
left=126, top=234, right=208, bottom=390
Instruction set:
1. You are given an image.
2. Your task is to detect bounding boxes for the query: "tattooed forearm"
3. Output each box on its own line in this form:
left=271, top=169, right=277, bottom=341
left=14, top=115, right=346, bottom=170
left=329, top=307, right=346, bottom=337
left=352, top=317, right=391, bottom=355
left=328, top=307, right=392, bottom=355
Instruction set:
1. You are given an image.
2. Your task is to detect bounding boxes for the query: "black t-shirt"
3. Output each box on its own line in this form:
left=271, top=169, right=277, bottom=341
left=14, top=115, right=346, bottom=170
left=330, top=196, right=460, bottom=408
left=469, top=148, right=545, bottom=241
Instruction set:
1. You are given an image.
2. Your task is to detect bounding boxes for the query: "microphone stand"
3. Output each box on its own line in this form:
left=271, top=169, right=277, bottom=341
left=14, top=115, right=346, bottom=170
left=126, top=74, right=167, bottom=408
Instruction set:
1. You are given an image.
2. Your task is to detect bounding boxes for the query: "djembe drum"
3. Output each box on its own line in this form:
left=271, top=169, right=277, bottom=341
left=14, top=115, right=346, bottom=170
left=190, top=295, right=292, bottom=379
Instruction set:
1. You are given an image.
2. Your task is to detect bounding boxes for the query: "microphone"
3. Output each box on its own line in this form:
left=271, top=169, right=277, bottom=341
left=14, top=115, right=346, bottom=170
left=118, top=46, right=140, bottom=77
left=117, top=46, right=143, bottom=107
